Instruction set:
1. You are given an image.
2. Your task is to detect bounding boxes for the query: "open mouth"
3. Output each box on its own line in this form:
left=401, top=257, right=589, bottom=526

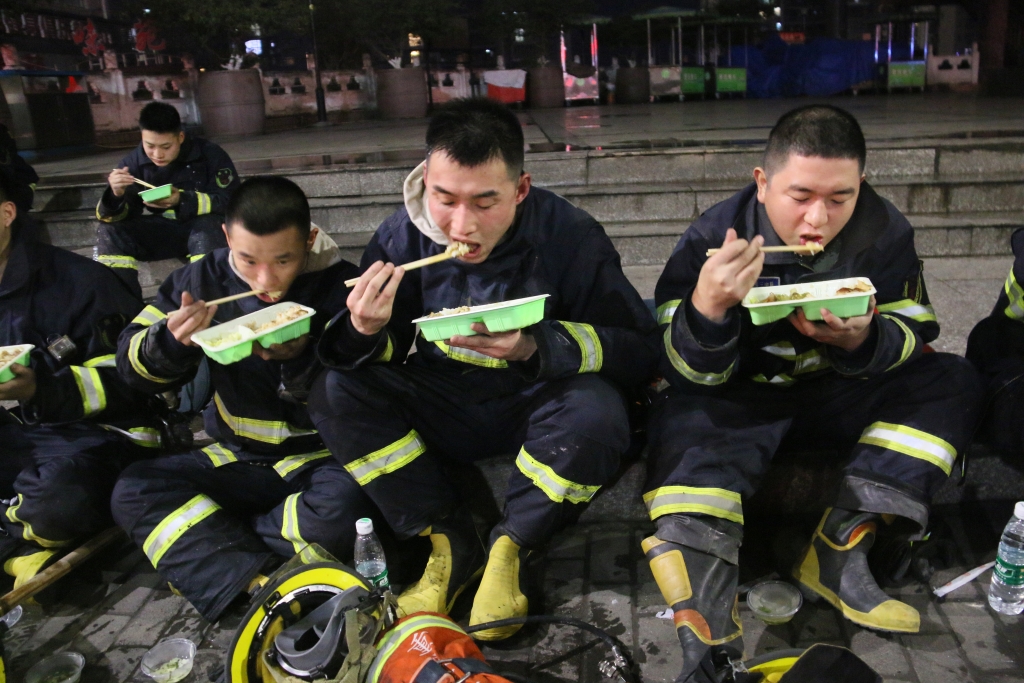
left=256, top=290, right=283, bottom=303
left=454, top=241, right=482, bottom=259
left=799, top=235, right=823, bottom=246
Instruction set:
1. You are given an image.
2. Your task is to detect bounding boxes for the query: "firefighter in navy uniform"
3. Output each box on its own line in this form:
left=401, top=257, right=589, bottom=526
left=966, top=228, right=1024, bottom=457
left=643, top=106, right=983, bottom=680
left=111, top=177, right=374, bottom=622
left=0, top=170, right=159, bottom=588
left=95, top=102, right=240, bottom=299
left=310, top=99, right=659, bottom=640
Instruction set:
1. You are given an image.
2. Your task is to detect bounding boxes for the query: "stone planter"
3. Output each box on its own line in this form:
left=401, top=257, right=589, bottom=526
left=196, top=69, right=266, bottom=136
left=615, top=67, right=651, bottom=105
left=376, top=66, right=428, bottom=119
left=528, top=66, right=565, bottom=108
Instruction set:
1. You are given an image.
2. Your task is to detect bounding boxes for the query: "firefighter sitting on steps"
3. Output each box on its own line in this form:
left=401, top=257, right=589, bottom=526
left=0, top=169, right=160, bottom=589
left=111, top=177, right=375, bottom=622
left=309, top=98, right=660, bottom=640
left=95, top=101, right=240, bottom=300
left=643, top=105, right=984, bottom=681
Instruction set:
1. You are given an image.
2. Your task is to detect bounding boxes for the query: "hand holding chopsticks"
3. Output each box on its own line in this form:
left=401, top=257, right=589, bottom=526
left=706, top=243, right=823, bottom=257
left=344, top=242, right=471, bottom=287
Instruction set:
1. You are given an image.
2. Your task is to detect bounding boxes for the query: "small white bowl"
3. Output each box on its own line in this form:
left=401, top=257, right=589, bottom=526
left=747, top=580, right=803, bottom=625
left=25, top=651, right=86, bottom=683
left=141, top=638, right=197, bottom=683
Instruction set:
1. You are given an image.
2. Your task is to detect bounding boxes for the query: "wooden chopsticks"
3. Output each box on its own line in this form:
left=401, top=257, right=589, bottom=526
left=344, top=242, right=472, bottom=288
left=132, top=178, right=158, bottom=189
left=706, top=243, right=824, bottom=257
left=204, top=290, right=282, bottom=307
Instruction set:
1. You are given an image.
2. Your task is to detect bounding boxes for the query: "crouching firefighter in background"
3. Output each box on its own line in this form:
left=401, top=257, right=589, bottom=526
left=112, top=177, right=376, bottom=622
left=644, top=105, right=984, bottom=681
left=0, top=169, right=161, bottom=588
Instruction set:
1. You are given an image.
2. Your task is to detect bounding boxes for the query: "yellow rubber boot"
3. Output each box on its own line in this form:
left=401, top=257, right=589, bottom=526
left=793, top=508, right=919, bottom=633
left=468, top=536, right=529, bottom=641
left=397, top=510, right=485, bottom=617
left=4, top=549, right=59, bottom=590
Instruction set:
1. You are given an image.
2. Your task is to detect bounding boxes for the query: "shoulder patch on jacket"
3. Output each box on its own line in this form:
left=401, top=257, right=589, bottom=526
left=215, top=168, right=234, bottom=188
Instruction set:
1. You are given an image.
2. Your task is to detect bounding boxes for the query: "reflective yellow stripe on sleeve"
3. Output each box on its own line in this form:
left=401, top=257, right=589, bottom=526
left=376, top=334, right=394, bottom=363
left=84, top=354, right=117, bottom=368
left=71, top=366, right=106, bottom=416
left=128, top=329, right=177, bottom=384
left=664, top=327, right=735, bottom=386
left=858, top=421, right=956, bottom=475
left=274, top=450, right=332, bottom=478
left=657, top=299, right=682, bottom=326
left=876, top=299, right=937, bottom=323
left=6, top=495, right=70, bottom=548
left=515, top=447, right=600, bottom=504
left=560, top=321, right=603, bottom=373
left=143, top=494, right=221, bottom=567
left=96, top=198, right=130, bottom=222
left=97, top=255, right=138, bottom=270
left=344, top=430, right=426, bottom=486
left=202, top=442, right=238, bottom=467
left=196, top=191, right=212, bottom=215
left=214, top=393, right=316, bottom=444
left=643, top=485, right=744, bottom=524
left=1003, top=268, right=1024, bottom=321
left=189, top=253, right=205, bottom=263
left=368, top=614, right=467, bottom=683
left=132, top=305, right=167, bottom=328
left=881, top=314, right=916, bottom=371
left=433, top=340, right=508, bottom=368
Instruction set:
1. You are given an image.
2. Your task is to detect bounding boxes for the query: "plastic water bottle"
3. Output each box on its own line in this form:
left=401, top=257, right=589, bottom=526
left=354, top=518, right=390, bottom=590
left=989, top=501, right=1024, bottom=615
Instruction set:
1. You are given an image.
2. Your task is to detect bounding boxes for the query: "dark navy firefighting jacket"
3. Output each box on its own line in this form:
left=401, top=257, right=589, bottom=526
left=116, top=241, right=358, bottom=470
left=0, top=223, right=157, bottom=439
left=656, top=182, right=938, bottom=390
left=319, top=185, right=660, bottom=390
left=96, top=136, right=240, bottom=225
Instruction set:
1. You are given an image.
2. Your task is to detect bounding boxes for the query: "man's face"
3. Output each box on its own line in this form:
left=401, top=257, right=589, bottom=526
left=754, top=154, right=864, bottom=248
left=424, top=151, right=531, bottom=264
left=141, top=129, right=185, bottom=167
left=224, top=223, right=315, bottom=302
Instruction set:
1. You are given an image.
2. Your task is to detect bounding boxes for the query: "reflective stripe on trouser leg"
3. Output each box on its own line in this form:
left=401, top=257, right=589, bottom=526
left=142, top=494, right=221, bottom=567
left=643, top=486, right=744, bottom=524
left=278, top=493, right=318, bottom=563
left=343, top=430, right=427, bottom=486
left=858, top=422, right=957, bottom=476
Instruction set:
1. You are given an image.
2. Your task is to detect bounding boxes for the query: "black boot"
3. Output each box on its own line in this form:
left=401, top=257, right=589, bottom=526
left=396, top=507, right=485, bottom=617
left=643, top=515, right=743, bottom=683
left=793, top=507, right=919, bottom=633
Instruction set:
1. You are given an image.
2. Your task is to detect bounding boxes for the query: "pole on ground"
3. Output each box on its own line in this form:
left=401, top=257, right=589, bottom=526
left=0, top=528, right=125, bottom=616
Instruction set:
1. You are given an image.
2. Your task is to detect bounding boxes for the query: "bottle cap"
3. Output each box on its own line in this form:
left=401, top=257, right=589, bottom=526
left=356, top=518, right=374, bottom=535
left=1016, top=501, right=1024, bottom=520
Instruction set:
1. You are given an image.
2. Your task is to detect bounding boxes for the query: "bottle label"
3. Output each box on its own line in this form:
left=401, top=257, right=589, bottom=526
left=368, top=569, right=390, bottom=590
left=995, top=556, right=1024, bottom=586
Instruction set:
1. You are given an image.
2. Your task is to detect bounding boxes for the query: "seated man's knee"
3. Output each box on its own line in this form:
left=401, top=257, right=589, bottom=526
left=547, top=375, right=630, bottom=451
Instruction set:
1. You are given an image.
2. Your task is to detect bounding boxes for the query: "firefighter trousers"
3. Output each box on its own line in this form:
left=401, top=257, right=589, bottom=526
left=110, top=449, right=375, bottom=621
left=644, top=353, right=984, bottom=533
left=0, top=416, right=151, bottom=555
left=310, top=364, right=630, bottom=549
left=95, top=214, right=226, bottom=299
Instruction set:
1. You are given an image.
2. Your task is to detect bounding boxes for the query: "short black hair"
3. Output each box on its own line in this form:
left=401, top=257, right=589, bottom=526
left=763, top=105, right=866, bottom=176
left=139, top=102, right=182, bottom=133
left=425, top=98, right=525, bottom=178
left=226, top=176, right=310, bottom=238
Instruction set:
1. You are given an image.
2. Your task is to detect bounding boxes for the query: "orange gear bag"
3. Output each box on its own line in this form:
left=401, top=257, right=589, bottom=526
left=366, top=612, right=513, bottom=683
